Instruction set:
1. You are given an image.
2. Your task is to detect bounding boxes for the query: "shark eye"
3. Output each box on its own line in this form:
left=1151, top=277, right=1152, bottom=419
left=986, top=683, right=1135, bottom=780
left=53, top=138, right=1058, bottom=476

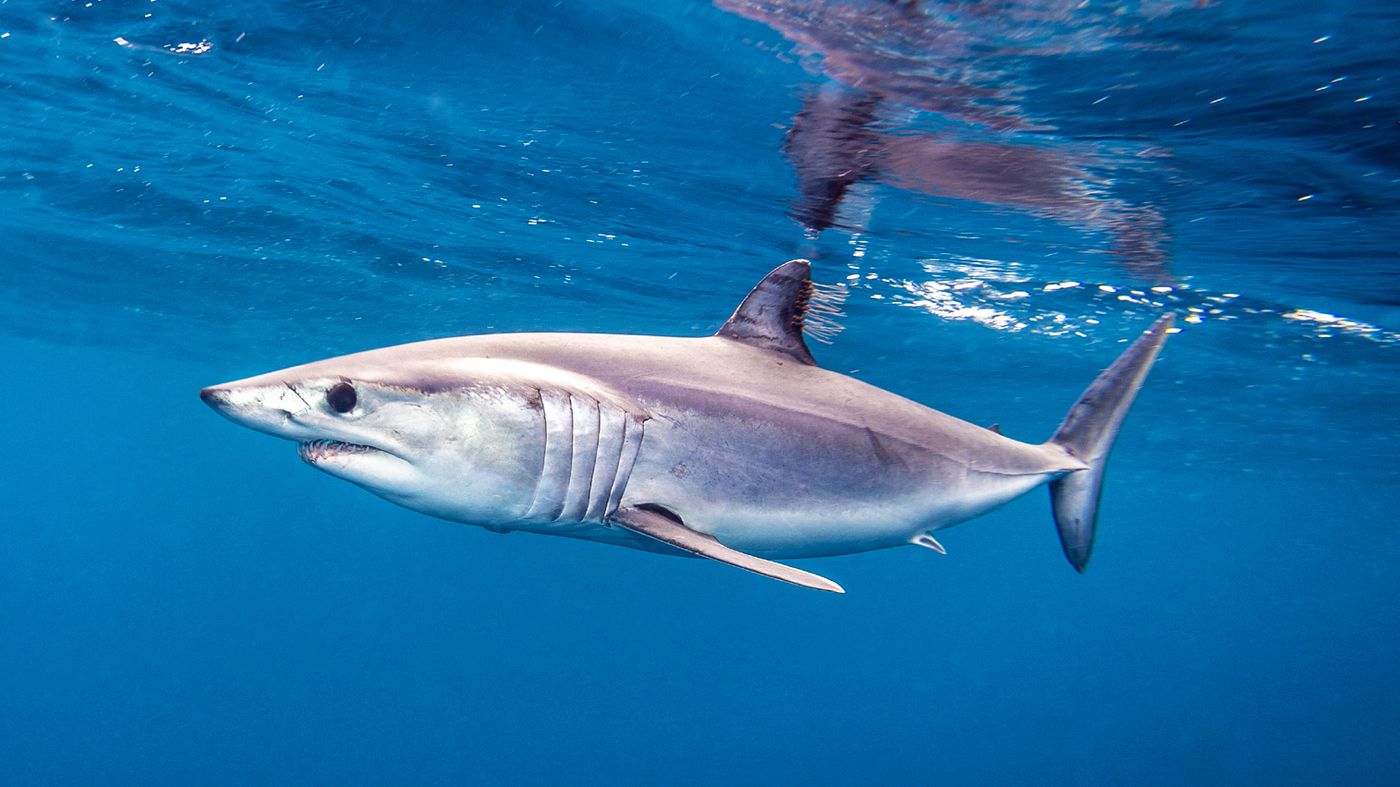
left=326, top=381, right=357, bottom=413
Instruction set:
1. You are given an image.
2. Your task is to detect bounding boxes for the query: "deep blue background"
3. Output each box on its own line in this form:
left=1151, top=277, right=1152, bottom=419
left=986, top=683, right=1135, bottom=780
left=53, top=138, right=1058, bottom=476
left=1, top=1, right=1397, bottom=784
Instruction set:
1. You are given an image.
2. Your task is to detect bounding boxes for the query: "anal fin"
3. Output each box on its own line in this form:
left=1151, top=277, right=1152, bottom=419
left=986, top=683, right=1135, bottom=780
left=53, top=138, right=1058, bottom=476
left=912, top=533, right=947, bottom=554
left=609, top=505, right=844, bottom=594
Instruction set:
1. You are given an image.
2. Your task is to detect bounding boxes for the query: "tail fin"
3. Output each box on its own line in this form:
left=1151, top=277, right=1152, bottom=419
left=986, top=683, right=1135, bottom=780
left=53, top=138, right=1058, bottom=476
left=1048, top=314, right=1175, bottom=572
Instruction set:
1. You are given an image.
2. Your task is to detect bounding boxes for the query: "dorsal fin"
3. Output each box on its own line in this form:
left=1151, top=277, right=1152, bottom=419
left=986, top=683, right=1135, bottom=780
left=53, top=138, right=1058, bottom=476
left=716, top=259, right=820, bottom=365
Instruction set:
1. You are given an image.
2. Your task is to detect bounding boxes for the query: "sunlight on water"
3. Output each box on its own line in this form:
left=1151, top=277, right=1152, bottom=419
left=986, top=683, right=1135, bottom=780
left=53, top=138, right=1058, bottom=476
left=843, top=255, right=1400, bottom=347
left=1280, top=308, right=1398, bottom=342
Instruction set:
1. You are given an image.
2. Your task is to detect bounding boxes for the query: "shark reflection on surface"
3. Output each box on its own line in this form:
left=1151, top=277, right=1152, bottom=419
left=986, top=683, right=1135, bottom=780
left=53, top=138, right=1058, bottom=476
left=722, top=0, right=1195, bottom=279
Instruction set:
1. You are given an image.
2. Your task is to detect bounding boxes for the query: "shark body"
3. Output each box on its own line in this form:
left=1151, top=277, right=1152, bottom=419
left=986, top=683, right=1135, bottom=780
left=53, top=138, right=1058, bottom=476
left=202, top=261, right=1172, bottom=592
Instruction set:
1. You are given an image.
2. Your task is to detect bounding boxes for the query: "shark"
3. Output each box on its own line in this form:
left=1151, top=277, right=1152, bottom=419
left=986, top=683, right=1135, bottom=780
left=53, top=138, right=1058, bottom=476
left=201, top=260, right=1173, bottom=593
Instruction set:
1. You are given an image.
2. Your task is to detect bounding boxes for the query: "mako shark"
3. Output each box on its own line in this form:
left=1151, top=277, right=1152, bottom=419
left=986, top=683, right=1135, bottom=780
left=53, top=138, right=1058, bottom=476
left=201, top=261, right=1172, bottom=593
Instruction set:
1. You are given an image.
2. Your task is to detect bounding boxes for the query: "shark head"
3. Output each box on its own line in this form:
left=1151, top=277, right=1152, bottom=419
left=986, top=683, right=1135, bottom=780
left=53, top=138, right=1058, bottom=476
left=200, top=348, right=549, bottom=526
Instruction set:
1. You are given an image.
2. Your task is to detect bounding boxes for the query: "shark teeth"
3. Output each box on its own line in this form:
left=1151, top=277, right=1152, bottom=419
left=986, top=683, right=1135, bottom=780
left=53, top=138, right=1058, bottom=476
left=298, top=439, right=377, bottom=463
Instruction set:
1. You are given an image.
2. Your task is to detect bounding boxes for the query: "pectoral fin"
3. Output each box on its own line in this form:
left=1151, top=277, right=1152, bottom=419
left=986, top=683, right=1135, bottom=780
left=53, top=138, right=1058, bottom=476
left=609, top=505, right=844, bottom=594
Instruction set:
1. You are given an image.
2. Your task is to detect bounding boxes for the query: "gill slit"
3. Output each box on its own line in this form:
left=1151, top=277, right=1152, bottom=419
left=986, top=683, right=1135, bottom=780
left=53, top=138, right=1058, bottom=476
left=525, top=389, right=572, bottom=520
left=525, top=389, right=646, bottom=524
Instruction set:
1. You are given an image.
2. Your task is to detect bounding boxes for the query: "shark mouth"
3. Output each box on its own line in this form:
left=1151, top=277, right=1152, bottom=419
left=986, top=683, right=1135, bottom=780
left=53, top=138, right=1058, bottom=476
left=298, top=439, right=381, bottom=464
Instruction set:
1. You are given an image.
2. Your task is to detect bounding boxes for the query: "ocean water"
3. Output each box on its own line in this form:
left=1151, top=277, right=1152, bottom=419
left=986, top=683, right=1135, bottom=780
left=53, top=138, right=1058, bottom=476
left=2, top=0, right=1398, bottom=783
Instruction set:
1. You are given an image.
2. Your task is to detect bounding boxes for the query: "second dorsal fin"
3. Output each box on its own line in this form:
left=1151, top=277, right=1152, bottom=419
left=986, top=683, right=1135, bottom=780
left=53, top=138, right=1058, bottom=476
left=715, top=259, right=821, bottom=365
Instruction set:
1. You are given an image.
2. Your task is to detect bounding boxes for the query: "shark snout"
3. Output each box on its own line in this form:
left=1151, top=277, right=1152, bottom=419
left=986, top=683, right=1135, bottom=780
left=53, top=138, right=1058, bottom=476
left=199, top=385, right=230, bottom=409
left=198, top=379, right=313, bottom=440
left=198, top=378, right=406, bottom=461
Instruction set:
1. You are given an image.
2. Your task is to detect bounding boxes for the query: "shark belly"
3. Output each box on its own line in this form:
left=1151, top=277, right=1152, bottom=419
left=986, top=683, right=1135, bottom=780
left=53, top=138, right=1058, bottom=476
left=616, top=397, right=1060, bottom=559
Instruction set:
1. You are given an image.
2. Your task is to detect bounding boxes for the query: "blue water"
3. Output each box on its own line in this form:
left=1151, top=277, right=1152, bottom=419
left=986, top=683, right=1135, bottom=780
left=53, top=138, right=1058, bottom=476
left=2, top=1, right=1398, bottom=783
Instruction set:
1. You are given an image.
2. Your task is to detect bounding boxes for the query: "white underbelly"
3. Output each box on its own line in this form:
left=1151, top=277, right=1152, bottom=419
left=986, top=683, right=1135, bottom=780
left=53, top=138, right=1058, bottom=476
left=622, top=468, right=1057, bottom=559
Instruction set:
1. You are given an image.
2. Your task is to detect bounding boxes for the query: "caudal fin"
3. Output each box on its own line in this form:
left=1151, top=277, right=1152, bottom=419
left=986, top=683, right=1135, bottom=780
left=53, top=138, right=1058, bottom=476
left=1048, top=313, right=1175, bottom=572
